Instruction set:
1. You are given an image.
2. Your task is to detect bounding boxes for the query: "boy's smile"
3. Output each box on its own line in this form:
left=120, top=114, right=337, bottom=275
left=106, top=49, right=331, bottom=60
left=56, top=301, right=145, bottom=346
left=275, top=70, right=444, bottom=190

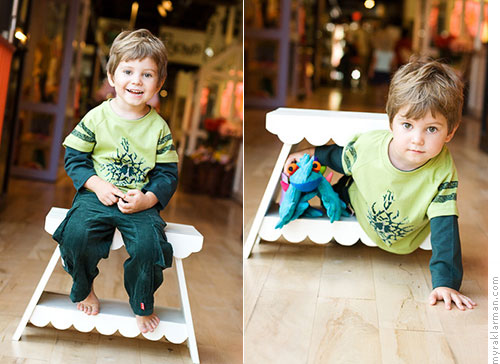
left=108, top=57, right=161, bottom=118
left=388, top=106, right=456, bottom=171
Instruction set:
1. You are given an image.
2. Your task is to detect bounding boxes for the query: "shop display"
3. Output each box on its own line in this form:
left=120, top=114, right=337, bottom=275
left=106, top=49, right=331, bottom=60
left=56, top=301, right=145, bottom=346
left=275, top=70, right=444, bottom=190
left=179, top=46, right=243, bottom=198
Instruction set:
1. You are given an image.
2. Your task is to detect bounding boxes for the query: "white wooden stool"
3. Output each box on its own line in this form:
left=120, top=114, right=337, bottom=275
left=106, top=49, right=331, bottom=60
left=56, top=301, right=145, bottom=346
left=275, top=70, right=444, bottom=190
left=243, top=108, right=431, bottom=258
left=12, top=207, right=203, bottom=364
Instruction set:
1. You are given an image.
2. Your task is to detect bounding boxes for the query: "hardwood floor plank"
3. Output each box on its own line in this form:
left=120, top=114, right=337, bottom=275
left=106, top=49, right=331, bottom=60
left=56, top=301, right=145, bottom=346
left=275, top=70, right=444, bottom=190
left=319, top=244, right=376, bottom=300
left=307, top=297, right=381, bottom=364
left=371, top=250, right=443, bottom=331
left=379, top=328, right=455, bottom=364
left=0, top=356, right=49, bottom=364
left=0, top=317, right=57, bottom=361
left=244, top=289, right=317, bottom=364
left=262, top=243, right=324, bottom=295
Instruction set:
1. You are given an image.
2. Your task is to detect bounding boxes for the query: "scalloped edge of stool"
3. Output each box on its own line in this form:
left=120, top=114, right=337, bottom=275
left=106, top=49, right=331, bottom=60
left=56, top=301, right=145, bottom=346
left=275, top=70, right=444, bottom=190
left=30, top=313, right=188, bottom=343
left=259, top=215, right=431, bottom=250
left=29, top=293, right=189, bottom=344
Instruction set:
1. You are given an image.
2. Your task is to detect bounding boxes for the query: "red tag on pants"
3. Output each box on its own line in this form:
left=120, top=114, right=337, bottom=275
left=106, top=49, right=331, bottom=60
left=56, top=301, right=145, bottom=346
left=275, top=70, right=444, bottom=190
left=141, top=303, right=145, bottom=310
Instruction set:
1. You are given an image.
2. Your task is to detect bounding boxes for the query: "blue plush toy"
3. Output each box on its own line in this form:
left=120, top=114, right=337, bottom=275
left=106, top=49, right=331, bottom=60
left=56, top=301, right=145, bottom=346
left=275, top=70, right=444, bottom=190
left=275, top=154, right=347, bottom=229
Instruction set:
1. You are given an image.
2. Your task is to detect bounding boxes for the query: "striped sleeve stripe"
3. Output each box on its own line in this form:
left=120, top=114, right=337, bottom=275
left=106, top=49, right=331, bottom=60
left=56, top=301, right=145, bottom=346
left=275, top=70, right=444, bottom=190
left=80, top=122, right=95, bottom=139
left=432, top=180, right=458, bottom=203
left=432, top=193, right=457, bottom=203
left=343, top=141, right=357, bottom=174
left=70, top=122, right=95, bottom=143
left=158, top=134, right=172, bottom=145
left=437, top=181, right=458, bottom=191
left=157, top=143, right=176, bottom=154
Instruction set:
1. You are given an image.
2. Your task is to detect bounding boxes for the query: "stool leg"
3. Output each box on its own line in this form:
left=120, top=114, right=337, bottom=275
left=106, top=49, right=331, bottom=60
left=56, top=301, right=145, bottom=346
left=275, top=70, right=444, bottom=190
left=175, top=258, right=199, bottom=364
left=12, top=245, right=61, bottom=341
left=243, top=143, right=292, bottom=258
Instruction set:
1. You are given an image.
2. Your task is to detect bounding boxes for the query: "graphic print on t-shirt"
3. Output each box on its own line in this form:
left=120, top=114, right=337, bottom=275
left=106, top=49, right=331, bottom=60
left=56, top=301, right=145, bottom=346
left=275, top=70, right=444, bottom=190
left=101, top=138, right=150, bottom=188
left=367, top=190, right=413, bottom=246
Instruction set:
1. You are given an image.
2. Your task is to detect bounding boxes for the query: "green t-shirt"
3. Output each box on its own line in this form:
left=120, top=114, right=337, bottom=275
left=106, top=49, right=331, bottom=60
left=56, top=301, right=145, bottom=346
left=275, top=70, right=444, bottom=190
left=342, top=130, right=458, bottom=254
left=63, top=99, right=178, bottom=192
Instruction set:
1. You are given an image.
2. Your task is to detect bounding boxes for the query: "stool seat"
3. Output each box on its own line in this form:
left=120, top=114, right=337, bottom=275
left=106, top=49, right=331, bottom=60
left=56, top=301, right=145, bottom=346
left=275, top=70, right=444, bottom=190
left=266, top=107, right=389, bottom=145
left=44, top=207, right=203, bottom=258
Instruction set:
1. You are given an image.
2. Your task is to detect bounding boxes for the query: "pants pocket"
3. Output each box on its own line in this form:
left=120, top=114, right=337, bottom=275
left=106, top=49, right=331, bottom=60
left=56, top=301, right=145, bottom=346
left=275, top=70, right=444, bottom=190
left=52, top=204, right=80, bottom=246
left=149, top=215, right=173, bottom=269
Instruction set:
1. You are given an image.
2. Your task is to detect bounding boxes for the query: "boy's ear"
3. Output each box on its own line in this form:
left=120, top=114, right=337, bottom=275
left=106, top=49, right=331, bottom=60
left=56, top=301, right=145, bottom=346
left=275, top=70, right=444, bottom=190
left=445, top=125, right=458, bottom=143
left=107, top=72, right=115, bottom=87
left=157, top=77, right=166, bottom=92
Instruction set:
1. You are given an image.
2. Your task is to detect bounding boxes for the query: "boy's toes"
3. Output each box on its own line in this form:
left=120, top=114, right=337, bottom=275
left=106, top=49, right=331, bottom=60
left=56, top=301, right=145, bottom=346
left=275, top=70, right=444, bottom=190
left=78, top=303, right=88, bottom=314
left=83, top=304, right=91, bottom=315
left=136, top=314, right=160, bottom=333
left=77, top=302, right=99, bottom=315
left=136, top=317, right=148, bottom=333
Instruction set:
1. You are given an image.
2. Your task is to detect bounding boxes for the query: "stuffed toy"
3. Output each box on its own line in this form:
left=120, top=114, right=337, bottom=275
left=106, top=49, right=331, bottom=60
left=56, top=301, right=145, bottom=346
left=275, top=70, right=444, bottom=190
left=276, top=154, right=347, bottom=229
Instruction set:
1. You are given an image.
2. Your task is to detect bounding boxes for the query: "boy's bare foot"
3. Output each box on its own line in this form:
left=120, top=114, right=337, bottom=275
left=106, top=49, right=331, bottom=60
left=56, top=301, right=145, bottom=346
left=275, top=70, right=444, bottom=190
left=136, top=313, right=161, bottom=333
left=77, top=288, right=100, bottom=315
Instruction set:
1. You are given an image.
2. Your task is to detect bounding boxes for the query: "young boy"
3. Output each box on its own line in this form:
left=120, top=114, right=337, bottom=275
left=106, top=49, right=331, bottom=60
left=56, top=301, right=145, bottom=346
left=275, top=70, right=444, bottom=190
left=285, top=58, right=476, bottom=311
left=53, top=29, right=178, bottom=333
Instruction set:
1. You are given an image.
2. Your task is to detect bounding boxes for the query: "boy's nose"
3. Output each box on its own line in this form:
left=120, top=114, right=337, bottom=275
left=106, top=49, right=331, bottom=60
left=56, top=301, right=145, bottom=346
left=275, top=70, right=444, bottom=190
left=411, top=132, right=425, bottom=145
left=131, top=75, right=142, bottom=84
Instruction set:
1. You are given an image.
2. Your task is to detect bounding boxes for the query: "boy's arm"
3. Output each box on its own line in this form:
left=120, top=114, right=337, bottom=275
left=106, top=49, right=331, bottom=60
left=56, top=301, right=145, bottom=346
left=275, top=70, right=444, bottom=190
left=314, top=144, right=345, bottom=174
left=65, top=147, right=125, bottom=205
left=141, top=162, right=178, bottom=209
left=284, top=144, right=345, bottom=175
left=428, top=215, right=476, bottom=310
left=64, top=147, right=97, bottom=191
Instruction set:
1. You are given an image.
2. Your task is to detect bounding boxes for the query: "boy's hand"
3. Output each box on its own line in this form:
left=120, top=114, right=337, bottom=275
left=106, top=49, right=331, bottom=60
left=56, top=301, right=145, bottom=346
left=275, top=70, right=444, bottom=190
left=429, top=287, right=477, bottom=311
left=284, top=148, right=316, bottom=176
left=85, top=175, right=125, bottom=206
left=117, top=190, right=158, bottom=214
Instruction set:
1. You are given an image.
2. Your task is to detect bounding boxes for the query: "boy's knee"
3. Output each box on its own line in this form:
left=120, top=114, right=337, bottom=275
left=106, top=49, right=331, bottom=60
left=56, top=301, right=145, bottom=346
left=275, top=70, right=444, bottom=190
left=128, top=235, right=172, bottom=268
left=59, top=219, right=88, bottom=249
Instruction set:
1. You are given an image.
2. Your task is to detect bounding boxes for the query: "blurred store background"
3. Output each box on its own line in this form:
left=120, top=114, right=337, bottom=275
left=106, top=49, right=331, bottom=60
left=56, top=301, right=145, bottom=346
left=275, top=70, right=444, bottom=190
left=0, top=0, right=243, bottom=202
left=244, top=0, right=487, bottom=151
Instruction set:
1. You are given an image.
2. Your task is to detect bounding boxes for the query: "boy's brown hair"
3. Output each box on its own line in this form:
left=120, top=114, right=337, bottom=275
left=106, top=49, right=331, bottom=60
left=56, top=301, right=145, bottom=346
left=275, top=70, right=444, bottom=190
left=106, top=29, right=168, bottom=87
left=386, top=57, right=464, bottom=134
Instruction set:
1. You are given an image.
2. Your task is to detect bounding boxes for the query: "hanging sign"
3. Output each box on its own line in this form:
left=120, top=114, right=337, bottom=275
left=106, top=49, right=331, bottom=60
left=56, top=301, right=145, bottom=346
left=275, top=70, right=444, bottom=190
left=159, top=26, right=206, bottom=66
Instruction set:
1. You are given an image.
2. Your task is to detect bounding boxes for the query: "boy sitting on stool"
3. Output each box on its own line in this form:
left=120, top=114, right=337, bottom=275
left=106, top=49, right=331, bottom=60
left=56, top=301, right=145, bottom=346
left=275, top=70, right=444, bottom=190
left=53, top=29, right=178, bottom=332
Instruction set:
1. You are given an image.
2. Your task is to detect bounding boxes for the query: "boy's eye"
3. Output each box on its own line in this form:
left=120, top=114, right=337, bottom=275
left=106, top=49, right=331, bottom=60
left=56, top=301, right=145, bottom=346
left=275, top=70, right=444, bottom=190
left=123, top=70, right=132, bottom=75
left=402, top=122, right=412, bottom=129
left=427, top=126, right=437, bottom=133
left=144, top=73, right=153, bottom=78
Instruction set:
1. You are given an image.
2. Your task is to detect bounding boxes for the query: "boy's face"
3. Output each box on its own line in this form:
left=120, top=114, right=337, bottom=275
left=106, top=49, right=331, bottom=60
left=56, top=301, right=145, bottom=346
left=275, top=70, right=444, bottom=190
left=107, top=57, right=162, bottom=113
left=389, top=106, right=456, bottom=171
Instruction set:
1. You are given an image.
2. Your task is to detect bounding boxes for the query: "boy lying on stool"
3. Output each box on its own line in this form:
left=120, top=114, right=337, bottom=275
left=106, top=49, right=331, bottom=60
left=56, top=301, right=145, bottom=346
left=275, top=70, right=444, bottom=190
left=285, top=58, right=476, bottom=311
left=53, top=29, right=178, bottom=333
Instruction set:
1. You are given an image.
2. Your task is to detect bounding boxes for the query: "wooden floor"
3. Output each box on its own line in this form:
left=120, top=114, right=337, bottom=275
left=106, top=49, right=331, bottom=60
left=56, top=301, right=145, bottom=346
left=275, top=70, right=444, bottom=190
left=244, top=86, right=488, bottom=363
left=0, top=172, right=243, bottom=363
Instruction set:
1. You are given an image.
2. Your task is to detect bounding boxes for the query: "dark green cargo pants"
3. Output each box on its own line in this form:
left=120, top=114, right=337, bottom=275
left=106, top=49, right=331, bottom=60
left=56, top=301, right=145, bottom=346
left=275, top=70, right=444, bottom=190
left=53, top=190, right=173, bottom=316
